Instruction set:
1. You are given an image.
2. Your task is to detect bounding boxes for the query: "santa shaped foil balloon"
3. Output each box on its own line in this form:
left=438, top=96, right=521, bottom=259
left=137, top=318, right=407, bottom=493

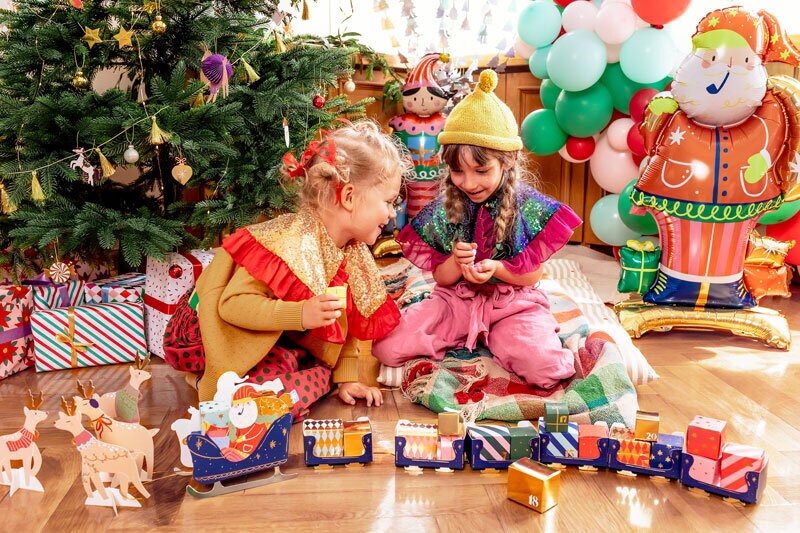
left=389, top=52, right=454, bottom=217
left=630, top=7, right=800, bottom=309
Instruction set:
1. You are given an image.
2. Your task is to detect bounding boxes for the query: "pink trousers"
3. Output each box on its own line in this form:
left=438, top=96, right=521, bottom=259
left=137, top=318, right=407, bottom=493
left=372, top=282, right=575, bottom=389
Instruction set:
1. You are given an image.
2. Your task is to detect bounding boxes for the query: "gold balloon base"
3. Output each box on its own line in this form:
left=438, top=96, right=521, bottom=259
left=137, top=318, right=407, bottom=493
left=614, top=297, right=792, bottom=350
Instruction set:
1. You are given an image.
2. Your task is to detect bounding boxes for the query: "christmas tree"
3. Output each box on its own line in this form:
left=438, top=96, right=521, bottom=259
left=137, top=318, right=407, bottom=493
left=0, top=0, right=389, bottom=274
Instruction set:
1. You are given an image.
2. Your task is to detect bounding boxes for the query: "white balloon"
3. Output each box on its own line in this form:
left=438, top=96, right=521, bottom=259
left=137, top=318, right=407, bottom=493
left=595, top=2, right=636, bottom=45
left=606, top=41, right=622, bottom=63
left=607, top=118, right=635, bottom=152
left=514, top=35, right=535, bottom=60
left=562, top=1, right=598, bottom=33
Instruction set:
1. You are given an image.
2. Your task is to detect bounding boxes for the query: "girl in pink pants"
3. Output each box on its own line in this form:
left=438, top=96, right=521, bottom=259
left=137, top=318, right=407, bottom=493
left=372, top=70, right=582, bottom=389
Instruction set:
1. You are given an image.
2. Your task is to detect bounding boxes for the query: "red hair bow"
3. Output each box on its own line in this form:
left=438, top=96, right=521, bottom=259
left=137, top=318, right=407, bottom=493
left=282, top=130, right=337, bottom=180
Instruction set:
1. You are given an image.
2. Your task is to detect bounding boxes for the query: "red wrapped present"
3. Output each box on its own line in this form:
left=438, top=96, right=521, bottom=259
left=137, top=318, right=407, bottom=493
left=618, top=438, right=651, bottom=467
left=686, top=415, right=727, bottom=459
left=0, top=285, right=34, bottom=380
left=720, top=443, right=766, bottom=492
left=578, top=422, right=608, bottom=460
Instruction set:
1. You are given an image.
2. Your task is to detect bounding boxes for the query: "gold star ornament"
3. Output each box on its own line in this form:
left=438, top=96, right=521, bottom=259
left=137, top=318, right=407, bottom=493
left=114, top=26, right=134, bottom=49
left=82, top=26, right=102, bottom=49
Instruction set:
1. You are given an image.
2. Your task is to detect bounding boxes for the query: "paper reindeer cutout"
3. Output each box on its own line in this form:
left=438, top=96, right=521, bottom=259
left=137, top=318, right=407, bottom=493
left=0, top=391, right=47, bottom=495
left=97, top=351, right=152, bottom=423
left=55, top=397, right=150, bottom=510
left=76, top=379, right=159, bottom=480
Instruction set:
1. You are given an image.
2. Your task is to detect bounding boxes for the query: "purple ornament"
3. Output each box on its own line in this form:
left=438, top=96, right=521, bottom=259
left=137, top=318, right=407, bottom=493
left=202, top=53, right=233, bottom=96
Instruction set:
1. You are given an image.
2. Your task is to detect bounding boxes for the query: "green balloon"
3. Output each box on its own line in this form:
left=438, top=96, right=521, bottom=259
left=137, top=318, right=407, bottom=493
left=601, top=63, right=671, bottom=114
left=521, top=108, right=568, bottom=156
left=760, top=199, right=800, bottom=225
left=618, top=179, right=658, bottom=235
left=529, top=46, right=551, bottom=79
left=540, top=79, right=561, bottom=109
left=554, top=83, right=613, bottom=138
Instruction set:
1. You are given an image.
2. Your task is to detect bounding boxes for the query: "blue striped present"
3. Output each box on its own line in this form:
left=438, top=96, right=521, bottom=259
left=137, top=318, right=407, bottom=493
left=467, top=423, right=511, bottom=462
left=539, top=418, right=579, bottom=458
left=29, top=302, right=147, bottom=372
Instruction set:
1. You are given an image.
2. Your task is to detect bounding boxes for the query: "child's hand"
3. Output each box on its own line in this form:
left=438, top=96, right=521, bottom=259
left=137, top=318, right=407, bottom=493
left=453, top=241, right=477, bottom=266
left=461, top=259, right=497, bottom=284
left=338, top=382, right=383, bottom=407
left=301, top=293, right=344, bottom=329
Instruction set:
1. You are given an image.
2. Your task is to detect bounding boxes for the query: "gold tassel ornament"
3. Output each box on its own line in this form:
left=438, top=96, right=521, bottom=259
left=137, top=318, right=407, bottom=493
left=302, top=0, right=310, bottom=20
left=149, top=116, right=169, bottom=145
left=241, top=58, right=260, bottom=83
left=31, top=171, right=45, bottom=202
left=95, top=148, right=115, bottom=178
left=274, top=29, right=287, bottom=53
left=1, top=183, right=17, bottom=214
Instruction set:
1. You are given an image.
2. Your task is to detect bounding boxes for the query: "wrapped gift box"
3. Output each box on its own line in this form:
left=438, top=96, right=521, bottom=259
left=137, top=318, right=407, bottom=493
left=70, top=254, right=115, bottom=282
left=0, top=285, right=34, bottom=381
left=303, top=419, right=343, bottom=457
left=610, top=422, right=634, bottom=441
left=438, top=435, right=459, bottom=461
left=539, top=418, right=579, bottom=458
left=200, top=400, right=230, bottom=433
left=343, top=419, right=371, bottom=457
left=544, top=400, right=570, bottom=433
left=618, top=438, right=651, bottom=467
left=720, top=443, right=766, bottom=492
left=688, top=453, right=721, bottom=485
left=507, top=458, right=561, bottom=513
left=396, top=421, right=437, bottom=461
left=743, top=264, right=793, bottom=302
left=205, top=425, right=230, bottom=449
left=509, top=423, right=539, bottom=461
left=650, top=433, right=684, bottom=469
left=144, top=249, right=215, bottom=357
left=85, top=273, right=146, bottom=304
left=618, top=240, right=661, bottom=294
left=686, top=415, right=727, bottom=459
left=467, top=423, right=511, bottom=462
left=578, top=422, right=609, bottom=459
left=29, top=301, right=147, bottom=372
left=634, top=410, right=660, bottom=442
left=25, top=279, right=85, bottom=311
left=438, top=412, right=461, bottom=436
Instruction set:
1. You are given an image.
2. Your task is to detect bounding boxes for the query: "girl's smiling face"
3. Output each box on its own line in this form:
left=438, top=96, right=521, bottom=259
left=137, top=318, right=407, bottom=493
left=448, top=148, right=512, bottom=204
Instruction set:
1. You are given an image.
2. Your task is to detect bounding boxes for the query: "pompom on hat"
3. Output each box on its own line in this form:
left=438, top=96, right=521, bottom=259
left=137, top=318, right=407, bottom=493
left=692, top=7, right=800, bottom=66
left=438, top=69, right=523, bottom=151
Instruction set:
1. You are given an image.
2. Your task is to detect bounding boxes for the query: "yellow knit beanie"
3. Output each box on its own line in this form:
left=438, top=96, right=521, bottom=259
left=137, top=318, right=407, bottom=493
left=438, top=69, right=523, bottom=151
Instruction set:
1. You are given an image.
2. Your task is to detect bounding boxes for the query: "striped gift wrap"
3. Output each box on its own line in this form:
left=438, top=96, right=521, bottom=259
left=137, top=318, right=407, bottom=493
left=29, top=302, right=146, bottom=372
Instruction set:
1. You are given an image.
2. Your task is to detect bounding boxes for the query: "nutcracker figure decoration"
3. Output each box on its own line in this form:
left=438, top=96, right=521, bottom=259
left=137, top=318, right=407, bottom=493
left=618, top=7, right=799, bottom=349
left=390, top=52, right=454, bottom=217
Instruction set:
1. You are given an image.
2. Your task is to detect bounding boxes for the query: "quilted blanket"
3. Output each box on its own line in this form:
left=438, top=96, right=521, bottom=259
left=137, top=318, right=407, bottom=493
left=399, top=285, right=639, bottom=427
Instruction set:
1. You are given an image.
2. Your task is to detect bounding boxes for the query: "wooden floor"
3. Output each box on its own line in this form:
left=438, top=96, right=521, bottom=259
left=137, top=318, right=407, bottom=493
left=2, top=293, right=799, bottom=532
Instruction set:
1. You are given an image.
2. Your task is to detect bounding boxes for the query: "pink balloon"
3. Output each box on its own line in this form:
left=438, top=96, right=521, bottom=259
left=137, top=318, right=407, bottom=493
left=589, top=133, right=640, bottom=193
left=561, top=1, right=598, bottom=33
left=607, top=118, right=635, bottom=151
left=514, top=35, right=535, bottom=60
left=629, top=88, right=660, bottom=123
left=627, top=122, right=646, bottom=157
left=595, top=2, right=636, bottom=45
left=606, top=42, right=622, bottom=63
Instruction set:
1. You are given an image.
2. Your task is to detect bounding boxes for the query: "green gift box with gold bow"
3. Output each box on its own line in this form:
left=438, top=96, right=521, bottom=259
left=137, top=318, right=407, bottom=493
left=618, top=240, right=661, bottom=295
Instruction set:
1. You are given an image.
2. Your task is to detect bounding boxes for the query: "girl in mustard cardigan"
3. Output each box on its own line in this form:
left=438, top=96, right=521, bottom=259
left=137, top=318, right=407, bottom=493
left=164, top=122, right=406, bottom=419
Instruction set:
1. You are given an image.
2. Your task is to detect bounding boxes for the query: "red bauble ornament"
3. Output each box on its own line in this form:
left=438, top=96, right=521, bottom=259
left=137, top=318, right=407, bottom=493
left=312, top=95, right=325, bottom=109
left=168, top=264, right=183, bottom=279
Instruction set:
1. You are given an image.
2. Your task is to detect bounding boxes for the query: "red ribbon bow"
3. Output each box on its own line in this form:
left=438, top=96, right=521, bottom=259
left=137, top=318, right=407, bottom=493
left=92, top=415, right=114, bottom=439
left=281, top=130, right=337, bottom=180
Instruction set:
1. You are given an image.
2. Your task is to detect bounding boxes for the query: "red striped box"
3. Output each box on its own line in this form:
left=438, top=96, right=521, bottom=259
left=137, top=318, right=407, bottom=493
left=29, top=302, right=146, bottom=372
left=720, top=443, right=766, bottom=492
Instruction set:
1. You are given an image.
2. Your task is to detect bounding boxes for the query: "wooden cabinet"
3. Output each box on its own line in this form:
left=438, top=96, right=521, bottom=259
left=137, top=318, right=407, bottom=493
left=345, top=65, right=604, bottom=245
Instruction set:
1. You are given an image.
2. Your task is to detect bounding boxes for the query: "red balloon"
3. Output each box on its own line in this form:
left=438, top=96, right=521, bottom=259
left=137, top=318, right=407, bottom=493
left=631, top=0, right=690, bottom=26
left=629, top=88, right=659, bottom=123
left=632, top=153, right=644, bottom=167
left=565, top=136, right=596, bottom=161
left=627, top=122, right=646, bottom=157
left=765, top=212, right=800, bottom=265
left=554, top=0, right=578, bottom=7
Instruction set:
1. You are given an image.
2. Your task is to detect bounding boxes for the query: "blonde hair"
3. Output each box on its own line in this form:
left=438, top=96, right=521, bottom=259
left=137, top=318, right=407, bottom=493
left=441, top=144, right=539, bottom=247
left=280, top=120, right=409, bottom=209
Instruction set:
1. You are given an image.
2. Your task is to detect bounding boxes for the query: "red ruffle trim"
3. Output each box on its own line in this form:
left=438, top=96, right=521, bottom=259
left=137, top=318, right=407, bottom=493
left=223, top=228, right=399, bottom=343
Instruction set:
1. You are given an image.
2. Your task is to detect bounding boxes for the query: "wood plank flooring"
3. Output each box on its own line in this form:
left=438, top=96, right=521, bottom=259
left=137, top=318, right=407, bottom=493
left=1, top=293, right=798, bottom=532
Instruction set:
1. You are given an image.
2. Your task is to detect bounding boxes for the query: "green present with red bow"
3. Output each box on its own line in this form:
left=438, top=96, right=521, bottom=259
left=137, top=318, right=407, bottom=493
left=618, top=240, right=661, bottom=295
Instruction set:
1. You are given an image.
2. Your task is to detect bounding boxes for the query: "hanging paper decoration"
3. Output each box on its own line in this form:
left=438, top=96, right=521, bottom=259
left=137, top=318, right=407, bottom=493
left=82, top=26, right=102, bottom=49
left=273, top=29, right=287, bottom=53
left=382, top=17, right=394, bottom=31
left=70, top=0, right=83, bottom=8
left=283, top=117, right=290, bottom=147
left=1, top=183, right=16, bottom=214
left=95, top=148, right=115, bottom=178
left=240, top=59, right=260, bottom=83
left=171, top=157, right=193, bottom=185
left=30, top=171, right=45, bottom=202
left=45, top=260, right=75, bottom=284
left=149, top=116, right=169, bottom=145
left=113, top=27, right=134, bottom=49
left=201, top=52, right=233, bottom=101
left=70, top=148, right=96, bottom=185
left=302, top=0, right=310, bottom=20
